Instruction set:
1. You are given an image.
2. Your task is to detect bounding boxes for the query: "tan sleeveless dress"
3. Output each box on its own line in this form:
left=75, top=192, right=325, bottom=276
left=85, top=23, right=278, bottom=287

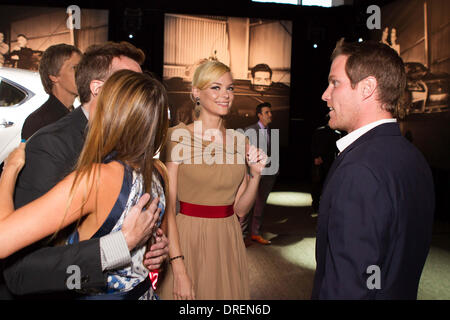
left=157, top=123, right=250, bottom=300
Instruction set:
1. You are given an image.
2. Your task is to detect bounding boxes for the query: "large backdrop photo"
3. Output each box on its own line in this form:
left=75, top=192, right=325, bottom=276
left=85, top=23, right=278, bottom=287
left=375, top=0, right=450, bottom=218
left=163, top=14, right=292, bottom=149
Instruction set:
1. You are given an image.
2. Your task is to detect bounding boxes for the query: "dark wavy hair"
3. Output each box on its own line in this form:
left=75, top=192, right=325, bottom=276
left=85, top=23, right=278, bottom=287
left=75, top=41, right=145, bottom=104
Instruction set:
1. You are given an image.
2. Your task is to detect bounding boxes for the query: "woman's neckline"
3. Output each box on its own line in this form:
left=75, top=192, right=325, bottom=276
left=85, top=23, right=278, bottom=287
left=178, top=121, right=230, bottom=147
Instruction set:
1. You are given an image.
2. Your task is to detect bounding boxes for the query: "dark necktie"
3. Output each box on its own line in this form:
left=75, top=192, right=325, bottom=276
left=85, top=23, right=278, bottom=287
left=266, top=127, right=271, bottom=157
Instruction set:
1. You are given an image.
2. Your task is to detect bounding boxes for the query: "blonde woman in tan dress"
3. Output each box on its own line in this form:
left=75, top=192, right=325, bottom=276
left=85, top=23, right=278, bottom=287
left=158, top=60, right=267, bottom=300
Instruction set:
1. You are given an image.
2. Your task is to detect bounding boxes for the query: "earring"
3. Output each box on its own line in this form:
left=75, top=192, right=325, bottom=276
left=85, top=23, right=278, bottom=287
left=196, top=97, right=200, bottom=106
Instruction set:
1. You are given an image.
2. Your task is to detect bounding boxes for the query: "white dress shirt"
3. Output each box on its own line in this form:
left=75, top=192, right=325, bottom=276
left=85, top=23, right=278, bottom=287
left=336, top=118, right=397, bottom=153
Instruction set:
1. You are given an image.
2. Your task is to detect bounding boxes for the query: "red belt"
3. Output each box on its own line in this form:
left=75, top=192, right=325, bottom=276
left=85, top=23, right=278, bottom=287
left=179, top=201, right=234, bottom=218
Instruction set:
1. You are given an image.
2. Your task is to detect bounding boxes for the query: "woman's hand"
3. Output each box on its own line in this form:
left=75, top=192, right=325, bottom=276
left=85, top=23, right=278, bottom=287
left=3, top=143, right=26, bottom=172
left=246, top=144, right=267, bottom=177
left=173, top=270, right=195, bottom=300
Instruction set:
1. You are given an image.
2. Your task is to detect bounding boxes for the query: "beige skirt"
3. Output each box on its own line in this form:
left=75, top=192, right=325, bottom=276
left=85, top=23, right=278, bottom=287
left=157, top=213, right=250, bottom=300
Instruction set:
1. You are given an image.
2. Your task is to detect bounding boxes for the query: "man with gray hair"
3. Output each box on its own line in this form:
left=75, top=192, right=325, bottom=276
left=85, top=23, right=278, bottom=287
left=22, top=44, right=82, bottom=140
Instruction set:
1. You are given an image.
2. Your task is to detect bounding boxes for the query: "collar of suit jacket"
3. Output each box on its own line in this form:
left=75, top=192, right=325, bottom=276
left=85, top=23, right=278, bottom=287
left=336, top=119, right=397, bottom=153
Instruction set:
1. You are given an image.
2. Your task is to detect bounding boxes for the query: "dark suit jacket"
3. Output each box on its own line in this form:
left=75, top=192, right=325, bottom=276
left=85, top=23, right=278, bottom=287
left=245, top=122, right=279, bottom=177
left=311, top=125, right=341, bottom=171
left=311, top=122, right=435, bottom=300
left=21, top=94, right=71, bottom=141
left=1, top=107, right=105, bottom=298
left=10, top=47, right=34, bottom=70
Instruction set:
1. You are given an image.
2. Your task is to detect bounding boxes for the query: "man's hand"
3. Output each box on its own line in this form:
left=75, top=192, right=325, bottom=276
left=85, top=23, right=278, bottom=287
left=314, top=156, right=323, bottom=166
left=121, top=194, right=161, bottom=251
left=143, top=228, right=169, bottom=270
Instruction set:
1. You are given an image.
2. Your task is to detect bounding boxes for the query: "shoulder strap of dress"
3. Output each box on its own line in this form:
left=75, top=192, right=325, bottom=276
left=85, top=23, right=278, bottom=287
left=90, top=162, right=133, bottom=239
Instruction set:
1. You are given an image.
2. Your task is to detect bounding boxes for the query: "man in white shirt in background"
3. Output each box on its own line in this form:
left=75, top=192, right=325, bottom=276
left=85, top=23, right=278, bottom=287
left=240, top=102, right=278, bottom=245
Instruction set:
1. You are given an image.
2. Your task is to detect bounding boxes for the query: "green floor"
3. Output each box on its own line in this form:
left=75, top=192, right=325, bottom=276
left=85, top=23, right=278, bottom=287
left=418, top=234, right=450, bottom=300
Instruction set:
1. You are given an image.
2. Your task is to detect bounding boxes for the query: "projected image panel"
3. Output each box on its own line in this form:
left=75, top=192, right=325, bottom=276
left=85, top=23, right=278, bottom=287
left=0, top=5, right=108, bottom=71
left=163, top=14, right=292, bottom=147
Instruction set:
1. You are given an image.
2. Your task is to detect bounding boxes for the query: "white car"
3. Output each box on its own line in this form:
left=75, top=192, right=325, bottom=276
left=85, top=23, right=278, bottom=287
left=0, top=67, right=48, bottom=164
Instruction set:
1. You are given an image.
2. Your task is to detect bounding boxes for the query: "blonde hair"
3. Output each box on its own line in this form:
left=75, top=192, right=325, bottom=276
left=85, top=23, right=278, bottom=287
left=52, top=70, right=169, bottom=242
left=192, top=60, right=231, bottom=90
left=191, top=60, right=231, bottom=118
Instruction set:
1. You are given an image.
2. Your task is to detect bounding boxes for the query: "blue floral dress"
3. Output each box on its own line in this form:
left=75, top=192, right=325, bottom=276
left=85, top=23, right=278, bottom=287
left=67, top=157, right=166, bottom=300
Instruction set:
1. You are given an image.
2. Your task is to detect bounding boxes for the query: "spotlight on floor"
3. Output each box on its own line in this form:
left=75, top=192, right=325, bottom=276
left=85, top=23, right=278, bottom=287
left=267, top=192, right=312, bottom=207
left=278, top=237, right=317, bottom=271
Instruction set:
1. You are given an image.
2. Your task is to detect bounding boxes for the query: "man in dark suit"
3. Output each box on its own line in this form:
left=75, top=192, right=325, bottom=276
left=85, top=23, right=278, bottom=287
left=1, top=42, right=168, bottom=299
left=9, top=34, right=34, bottom=70
left=22, top=44, right=81, bottom=140
left=311, top=40, right=435, bottom=299
left=240, top=102, right=278, bottom=245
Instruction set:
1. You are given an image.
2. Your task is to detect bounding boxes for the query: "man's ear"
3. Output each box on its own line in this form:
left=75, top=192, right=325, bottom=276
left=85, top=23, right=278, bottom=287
left=361, top=76, right=377, bottom=100
left=49, top=74, right=59, bottom=85
left=90, top=80, right=104, bottom=97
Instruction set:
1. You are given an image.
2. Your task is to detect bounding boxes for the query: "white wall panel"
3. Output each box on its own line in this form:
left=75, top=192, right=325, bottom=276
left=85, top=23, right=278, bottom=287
left=249, top=21, right=292, bottom=72
left=164, top=14, right=230, bottom=79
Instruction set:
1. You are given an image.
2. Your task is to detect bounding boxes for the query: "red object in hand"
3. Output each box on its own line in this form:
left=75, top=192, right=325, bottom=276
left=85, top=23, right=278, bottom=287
left=149, top=270, right=159, bottom=290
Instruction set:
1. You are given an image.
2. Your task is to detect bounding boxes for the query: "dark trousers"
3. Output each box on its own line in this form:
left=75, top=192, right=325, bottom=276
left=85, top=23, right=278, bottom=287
left=240, top=174, right=277, bottom=237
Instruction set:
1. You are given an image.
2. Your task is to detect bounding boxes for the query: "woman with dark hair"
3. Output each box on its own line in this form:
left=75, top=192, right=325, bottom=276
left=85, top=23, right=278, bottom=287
left=0, top=70, right=169, bottom=299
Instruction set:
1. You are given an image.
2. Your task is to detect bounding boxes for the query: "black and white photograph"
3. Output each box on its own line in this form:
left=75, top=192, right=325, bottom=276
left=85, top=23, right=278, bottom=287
left=163, top=14, right=292, bottom=147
